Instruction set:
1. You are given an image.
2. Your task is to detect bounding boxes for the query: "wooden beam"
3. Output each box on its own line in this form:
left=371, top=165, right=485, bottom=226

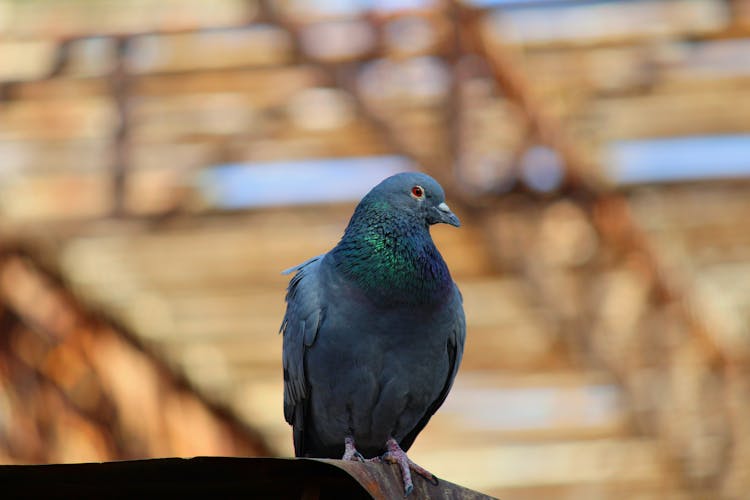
left=111, top=37, right=130, bottom=216
left=455, top=4, right=605, bottom=192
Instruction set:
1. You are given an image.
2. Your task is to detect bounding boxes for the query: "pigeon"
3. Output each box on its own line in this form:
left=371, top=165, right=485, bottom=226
left=280, top=172, right=465, bottom=495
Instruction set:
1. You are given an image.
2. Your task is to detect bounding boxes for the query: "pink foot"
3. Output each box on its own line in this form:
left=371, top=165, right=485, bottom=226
left=370, top=437, right=438, bottom=496
left=341, top=436, right=365, bottom=462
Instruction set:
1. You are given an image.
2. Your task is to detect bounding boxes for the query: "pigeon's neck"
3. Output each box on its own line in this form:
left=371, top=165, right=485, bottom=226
left=330, top=204, right=452, bottom=305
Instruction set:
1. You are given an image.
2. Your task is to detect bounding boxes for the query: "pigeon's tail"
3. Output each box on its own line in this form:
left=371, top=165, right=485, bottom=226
left=292, top=406, right=306, bottom=457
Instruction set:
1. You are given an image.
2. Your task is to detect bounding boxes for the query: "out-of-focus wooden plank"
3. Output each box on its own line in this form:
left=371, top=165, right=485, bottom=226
left=0, top=139, right=112, bottom=173
left=488, top=481, right=692, bottom=500
left=0, top=0, right=255, bottom=38
left=590, top=89, right=750, bottom=140
left=131, top=67, right=321, bottom=103
left=0, top=98, right=117, bottom=141
left=0, top=171, right=113, bottom=220
left=0, top=40, right=58, bottom=81
left=418, top=371, right=628, bottom=444
left=410, top=438, right=665, bottom=494
left=483, top=0, right=729, bottom=50
left=126, top=27, right=294, bottom=74
left=5, top=78, right=110, bottom=100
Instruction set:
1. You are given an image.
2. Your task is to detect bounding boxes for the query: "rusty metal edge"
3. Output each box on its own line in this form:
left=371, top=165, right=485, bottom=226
left=309, top=458, right=498, bottom=500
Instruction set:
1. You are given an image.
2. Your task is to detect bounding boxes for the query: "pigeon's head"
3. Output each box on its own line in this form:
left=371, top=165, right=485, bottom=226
left=364, top=172, right=460, bottom=228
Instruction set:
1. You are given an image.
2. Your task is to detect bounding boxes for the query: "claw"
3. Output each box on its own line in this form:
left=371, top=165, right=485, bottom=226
left=342, top=436, right=365, bottom=462
left=378, top=437, right=437, bottom=496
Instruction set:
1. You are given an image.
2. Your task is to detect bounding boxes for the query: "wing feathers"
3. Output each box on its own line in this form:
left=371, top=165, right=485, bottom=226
left=281, top=256, right=324, bottom=435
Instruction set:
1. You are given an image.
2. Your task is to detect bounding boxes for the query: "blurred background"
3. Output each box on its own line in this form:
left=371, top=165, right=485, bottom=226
left=1, top=0, right=750, bottom=498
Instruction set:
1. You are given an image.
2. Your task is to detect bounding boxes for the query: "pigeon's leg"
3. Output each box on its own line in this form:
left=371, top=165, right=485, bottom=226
left=372, top=437, right=438, bottom=496
left=341, top=436, right=366, bottom=462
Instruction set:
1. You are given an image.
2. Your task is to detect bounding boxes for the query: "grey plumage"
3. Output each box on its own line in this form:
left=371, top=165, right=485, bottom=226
left=280, top=172, right=466, bottom=474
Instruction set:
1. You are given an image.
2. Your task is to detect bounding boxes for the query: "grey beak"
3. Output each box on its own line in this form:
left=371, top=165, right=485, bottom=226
left=435, top=202, right=461, bottom=227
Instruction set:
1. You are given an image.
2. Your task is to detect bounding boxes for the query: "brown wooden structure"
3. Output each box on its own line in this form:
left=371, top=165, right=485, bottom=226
left=2, top=0, right=750, bottom=497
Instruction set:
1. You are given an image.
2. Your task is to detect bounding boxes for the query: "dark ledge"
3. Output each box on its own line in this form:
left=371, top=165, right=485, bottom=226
left=0, top=457, right=497, bottom=499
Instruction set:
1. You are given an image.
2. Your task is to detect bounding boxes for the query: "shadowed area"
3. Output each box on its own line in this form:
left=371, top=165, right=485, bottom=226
left=0, top=457, right=495, bottom=499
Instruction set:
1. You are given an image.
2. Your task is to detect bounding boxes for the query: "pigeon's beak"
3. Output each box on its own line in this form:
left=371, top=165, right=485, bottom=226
left=433, top=202, right=461, bottom=227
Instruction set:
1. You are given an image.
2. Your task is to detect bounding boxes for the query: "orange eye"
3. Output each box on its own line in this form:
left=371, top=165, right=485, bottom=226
left=411, top=185, right=425, bottom=199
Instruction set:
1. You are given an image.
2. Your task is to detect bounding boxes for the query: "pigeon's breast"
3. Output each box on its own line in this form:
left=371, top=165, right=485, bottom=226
left=320, top=271, right=456, bottom=395
left=306, top=291, right=454, bottom=452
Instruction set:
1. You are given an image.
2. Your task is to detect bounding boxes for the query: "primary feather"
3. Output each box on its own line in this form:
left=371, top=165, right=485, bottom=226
left=281, top=172, right=466, bottom=467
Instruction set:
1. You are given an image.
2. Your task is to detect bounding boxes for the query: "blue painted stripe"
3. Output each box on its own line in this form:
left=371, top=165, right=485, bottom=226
left=606, top=134, right=750, bottom=184
left=197, top=156, right=414, bottom=208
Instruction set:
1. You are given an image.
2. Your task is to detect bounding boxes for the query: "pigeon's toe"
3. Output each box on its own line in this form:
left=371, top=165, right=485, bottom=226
left=341, top=436, right=366, bottom=462
left=379, top=437, right=437, bottom=496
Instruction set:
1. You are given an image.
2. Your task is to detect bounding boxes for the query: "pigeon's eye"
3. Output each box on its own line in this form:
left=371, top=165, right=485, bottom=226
left=411, top=185, right=425, bottom=199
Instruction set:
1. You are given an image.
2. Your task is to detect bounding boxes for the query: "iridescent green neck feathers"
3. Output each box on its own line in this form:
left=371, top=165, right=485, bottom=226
left=331, top=200, right=452, bottom=305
